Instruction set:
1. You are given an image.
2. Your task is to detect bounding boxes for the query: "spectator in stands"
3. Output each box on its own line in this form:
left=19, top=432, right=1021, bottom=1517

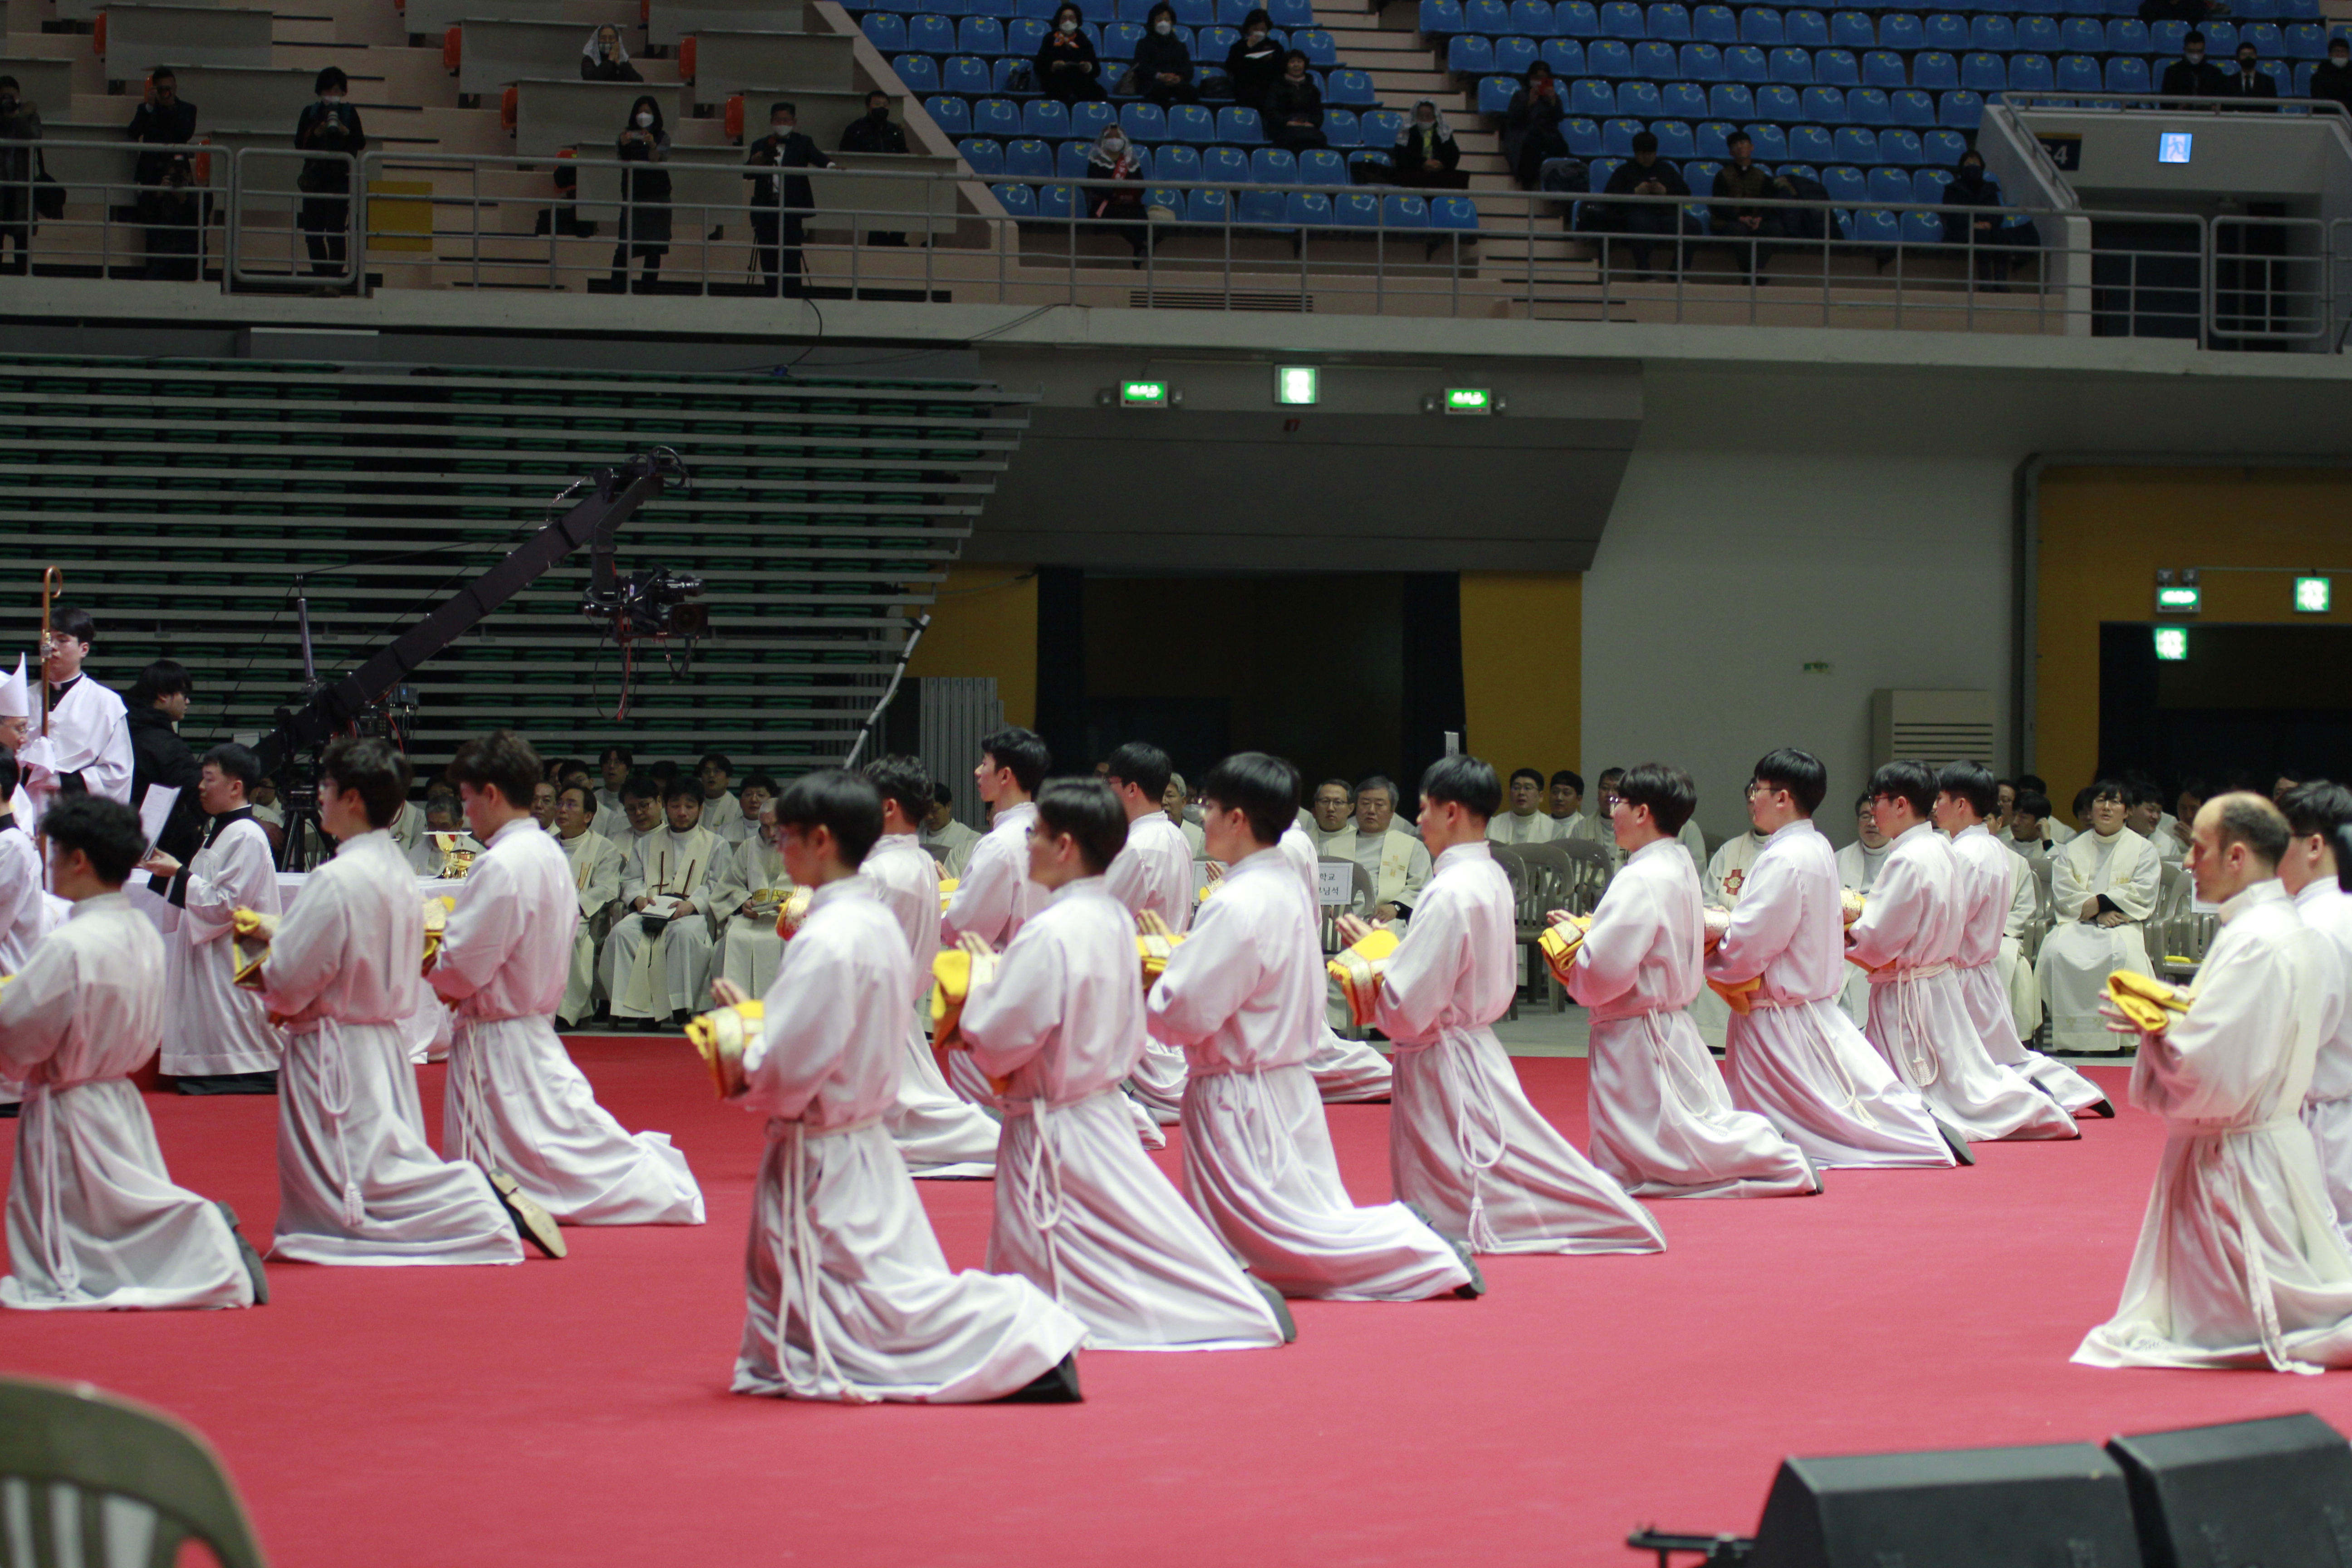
left=1133, top=2, right=1199, bottom=107
left=293, top=67, right=366, bottom=285
left=128, top=68, right=200, bottom=282
left=580, top=24, right=643, bottom=83
left=1225, top=10, right=1284, bottom=116
left=1265, top=49, right=1327, bottom=151
left=840, top=90, right=909, bottom=245
left=1085, top=123, right=1152, bottom=260
left=2139, top=0, right=2217, bottom=27
left=1387, top=99, right=1466, bottom=190
left=1037, top=4, right=1108, bottom=104
left=125, top=659, right=203, bottom=891
left=2221, top=40, right=2280, bottom=106
left=2161, top=31, right=2226, bottom=98
left=0, top=76, right=41, bottom=276
left=2310, top=35, right=2352, bottom=117
left=1941, top=147, right=2012, bottom=288
left=1710, top=130, right=1780, bottom=284
left=744, top=99, right=833, bottom=297
left=1598, top=132, right=1689, bottom=279
left=611, top=94, right=671, bottom=293
left=1503, top=63, right=1569, bottom=189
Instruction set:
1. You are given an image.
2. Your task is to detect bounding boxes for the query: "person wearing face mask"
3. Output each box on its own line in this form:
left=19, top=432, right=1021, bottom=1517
left=2220, top=41, right=2280, bottom=106
left=1387, top=98, right=1465, bottom=189
left=1940, top=147, right=2015, bottom=288
left=742, top=100, right=834, bottom=296
left=1224, top=9, right=1284, bottom=115
left=0, top=76, right=42, bottom=275
left=2310, top=36, right=2352, bottom=117
left=1131, top=2, right=1198, bottom=107
left=292, top=67, right=366, bottom=284
left=838, top=90, right=908, bottom=245
left=1036, top=4, right=1107, bottom=104
left=1264, top=49, right=1326, bottom=151
left=1084, top=122, right=1151, bottom=260
left=1503, top=61, right=1569, bottom=189
left=2160, top=30, right=2226, bottom=97
left=128, top=67, right=200, bottom=281
left=579, top=24, right=642, bottom=82
left=610, top=94, right=670, bottom=292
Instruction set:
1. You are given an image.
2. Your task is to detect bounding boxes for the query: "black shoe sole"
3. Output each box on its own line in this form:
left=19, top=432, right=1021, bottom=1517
left=1935, top=1117, right=1977, bottom=1166
left=215, top=1201, right=270, bottom=1305
left=2091, top=1099, right=2116, bottom=1118
left=1001, top=1352, right=1083, bottom=1403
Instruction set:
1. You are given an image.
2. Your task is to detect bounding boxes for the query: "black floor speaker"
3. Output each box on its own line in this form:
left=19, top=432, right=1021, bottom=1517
left=2106, top=1412, right=2352, bottom=1568
left=1746, top=1442, right=2142, bottom=1568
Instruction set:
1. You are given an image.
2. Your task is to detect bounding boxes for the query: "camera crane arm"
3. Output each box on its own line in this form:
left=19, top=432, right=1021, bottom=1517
left=252, top=450, right=685, bottom=780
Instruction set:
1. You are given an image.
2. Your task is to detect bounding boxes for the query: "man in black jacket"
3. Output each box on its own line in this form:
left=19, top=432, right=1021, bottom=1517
left=1597, top=132, right=1690, bottom=279
left=2219, top=42, right=2281, bottom=107
left=125, top=659, right=204, bottom=892
left=2310, top=35, right=2352, bottom=116
left=1710, top=129, right=1781, bottom=283
left=2159, top=31, right=2226, bottom=98
left=838, top=90, right=908, bottom=246
left=127, top=67, right=200, bottom=280
left=743, top=99, right=835, bottom=296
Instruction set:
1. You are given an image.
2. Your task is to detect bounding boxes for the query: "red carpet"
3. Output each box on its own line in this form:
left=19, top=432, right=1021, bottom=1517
left=7, top=1041, right=2352, bottom=1567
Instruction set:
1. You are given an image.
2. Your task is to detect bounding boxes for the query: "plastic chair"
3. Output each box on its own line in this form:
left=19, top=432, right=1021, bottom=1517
left=1421, top=0, right=1465, bottom=32
left=927, top=93, right=972, bottom=133
left=1912, top=49, right=1958, bottom=88
left=1676, top=40, right=1721, bottom=76
left=1558, top=0, right=1602, bottom=34
left=1633, top=39, right=1680, bottom=74
left=1923, top=126, right=1967, bottom=160
left=2284, top=21, right=2327, bottom=57
left=1912, top=166, right=1952, bottom=201
left=2055, top=53, right=2100, bottom=90
left=862, top=11, right=909, bottom=49
left=1063, top=99, right=1112, bottom=139
left=1199, top=22, right=1237, bottom=53
left=1247, top=145, right=1297, bottom=182
left=1098, top=20, right=1142, bottom=56
left=1741, top=5, right=1785, bottom=43
left=1477, top=71, right=1519, bottom=110
left=1958, top=50, right=2005, bottom=90
left=973, top=96, right=1021, bottom=136
left=1600, top=0, right=1645, bottom=34
left=1362, top=107, right=1406, bottom=140
left=1653, top=116, right=1697, bottom=154
left=2105, top=54, right=2149, bottom=89
left=1573, top=77, right=1617, bottom=113
left=1691, top=1, right=1736, bottom=39
left=1890, top=86, right=1936, bottom=122
left=1787, top=121, right=1834, bottom=157
left=1754, top=82, right=1800, bottom=116
left=1382, top=192, right=1430, bottom=226
left=1725, top=42, right=1769, bottom=77
left=1430, top=194, right=1480, bottom=229
left=2247, top=20, right=2284, bottom=52
left=1513, top=0, right=1559, bottom=33
left=1708, top=81, right=1754, bottom=114
left=1007, top=17, right=1049, bottom=52
left=1786, top=7, right=1830, bottom=45
left=1866, top=164, right=1911, bottom=201
left=1743, top=121, right=1788, bottom=157
left=990, top=56, right=1030, bottom=90
left=1172, top=0, right=1213, bottom=23
left=2007, top=52, right=2053, bottom=88
left=1820, top=162, right=1865, bottom=201
left=1201, top=143, right=1249, bottom=179
left=1325, top=68, right=1374, bottom=103
left=990, top=181, right=1039, bottom=218
left=1852, top=206, right=1899, bottom=244
left=2200, top=20, right=2237, bottom=51
left=1857, top=48, right=1902, bottom=87
left=1567, top=114, right=1604, bottom=152
left=2015, top=14, right=2058, bottom=51
left=1877, top=12, right=1924, bottom=49
left=1156, top=141, right=1204, bottom=181
left=1695, top=117, right=1734, bottom=154
left=940, top=54, right=990, bottom=93
left=0, top=1379, right=269, bottom=1568
left=1878, top=125, right=1924, bottom=162
left=2148, top=17, right=2185, bottom=50
left=959, top=15, right=1007, bottom=53
left=2059, top=15, right=2102, bottom=50
left=1215, top=104, right=1264, bottom=142
left=1924, top=10, right=1968, bottom=48
left=1619, top=77, right=1663, bottom=113
left=1546, top=38, right=1592, bottom=71
left=908, top=12, right=957, bottom=51
left=1186, top=185, right=1229, bottom=221
left=1844, top=83, right=1888, bottom=121
left=1589, top=37, right=1636, bottom=72
left=1236, top=185, right=1286, bottom=223
left=1601, top=114, right=1646, bottom=152
left=892, top=52, right=941, bottom=90
left=1119, top=100, right=1168, bottom=138
left=1297, top=146, right=1346, bottom=182
left=1323, top=107, right=1363, bottom=144
left=1800, top=83, right=1847, bottom=119
left=1770, top=44, right=1814, bottom=79
left=1648, top=0, right=1693, bottom=37
left=1166, top=102, right=1214, bottom=141
left=1020, top=98, right=1069, bottom=137
left=1002, top=136, right=1054, bottom=176
left=1661, top=79, right=1709, bottom=114
left=1968, top=13, right=2013, bottom=48
left=1267, top=0, right=1313, bottom=25
left=1815, top=46, right=1858, bottom=82
left=1899, top=208, right=1941, bottom=244
left=1467, top=0, right=1514, bottom=29
left=1286, top=189, right=1333, bottom=223
left=1054, top=139, right=1092, bottom=178
left=957, top=135, right=1006, bottom=172
left=1833, top=124, right=1878, bottom=160
left=1938, top=89, right=1982, bottom=126
left=1449, top=32, right=1496, bottom=69
left=1830, top=9, right=1874, bottom=47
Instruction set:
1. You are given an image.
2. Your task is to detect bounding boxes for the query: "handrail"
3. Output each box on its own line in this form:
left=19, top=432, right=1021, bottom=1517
left=2001, top=89, right=2352, bottom=119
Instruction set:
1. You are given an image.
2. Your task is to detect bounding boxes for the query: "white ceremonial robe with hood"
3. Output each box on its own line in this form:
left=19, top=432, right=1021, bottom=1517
left=733, top=875, right=1085, bottom=1401
left=262, top=829, right=523, bottom=1266
left=2075, top=880, right=2352, bottom=1371
left=1279, top=824, right=1395, bottom=1104
left=2296, top=878, right=2352, bottom=1248
left=604, top=823, right=724, bottom=1021
left=868, top=831, right=1001, bottom=1178
left=716, top=833, right=791, bottom=1000
left=962, top=875, right=1287, bottom=1350
left=1568, top=838, right=1817, bottom=1199
left=1379, top=840, right=1667, bottom=1250
left=940, top=799, right=1046, bottom=1104
left=1147, top=846, right=1470, bottom=1301
left=1107, top=812, right=1197, bottom=1123
left=1706, top=819, right=1956, bottom=1170
left=557, top=826, right=622, bottom=1024
left=1948, top=823, right=2105, bottom=1115
left=0, top=894, right=252, bottom=1310
left=160, top=811, right=287, bottom=1079
left=1847, top=824, right=2078, bottom=1144
left=19, top=676, right=133, bottom=825
left=434, top=818, right=703, bottom=1225
left=2038, top=827, right=2161, bottom=1053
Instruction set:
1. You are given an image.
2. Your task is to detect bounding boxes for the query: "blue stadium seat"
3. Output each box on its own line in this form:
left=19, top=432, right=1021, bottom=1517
left=1801, top=83, right=1847, bottom=118
left=1861, top=49, right=1905, bottom=87
left=959, top=16, right=1006, bottom=53
left=2104, top=17, right=2148, bottom=49
left=2258, top=57, right=2290, bottom=92
left=1494, top=34, right=1539, bottom=72
left=1650, top=0, right=1693, bottom=36
left=2055, top=53, right=2100, bottom=90
left=992, top=181, right=1035, bottom=215
left=1890, top=87, right=1936, bottom=122
left=991, top=57, right=1031, bottom=90
left=1912, top=50, right=1957, bottom=88
left=1820, top=163, right=1865, bottom=201
left=1213, top=105, right=1263, bottom=142
left=2246, top=20, right=2283, bottom=52
left=1654, top=117, right=1697, bottom=153
left=940, top=54, right=989, bottom=93
left=1662, top=79, right=1709, bottom=114
left=1938, top=89, right=1982, bottom=127
left=1157, top=142, right=1203, bottom=181
left=1588, top=37, right=1635, bottom=72
left=1691, top=1, right=1736, bottom=39
left=1923, top=11, right=1967, bottom=49
left=1002, top=137, right=1053, bottom=176
left=1708, top=81, right=1754, bottom=114
left=1430, top=194, right=1480, bottom=230
left=1786, top=7, right=1829, bottom=44
left=1725, top=42, right=1769, bottom=77
left=1878, top=126, right=1924, bottom=162
left=1816, top=46, right=1858, bottom=82
left=1558, top=0, right=1601, bottom=33
left=1172, top=0, right=1212, bottom=23
left=1969, top=13, right=2013, bottom=49
left=958, top=136, right=1004, bottom=173
left=908, top=13, right=956, bottom=52
left=862, top=11, right=908, bottom=49
left=1362, top=107, right=1407, bottom=141
left=1004, top=17, right=1048, bottom=53
left=1923, top=127, right=1966, bottom=161
left=1830, top=8, right=1873, bottom=46
left=1676, top=40, right=1723, bottom=76
left=972, top=97, right=1019, bottom=137
left=1382, top=192, right=1430, bottom=226
left=2015, top=15, right=2058, bottom=51
left=1738, top=6, right=1781, bottom=43
left=1465, top=0, right=1512, bottom=29
left=2284, top=0, right=2319, bottom=17
left=1567, top=114, right=1603, bottom=152
left=1070, top=99, right=1117, bottom=138
left=928, top=94, right=971, bottom=133
left=1268, top=0, right=1313, bottom=27
left=1421, top=0, right=1465, bottom=32
left=1899, top=208, right=1941, bottom=245
left=2200, top=21, right=2238, bottom=51
left=1160, top=102, right=1209, bottom=141
left=1695, top=118, right=1733, bottom=154
left=892, top=52, right=940, bottom=90
left=1754, top=83, right=1800, bottom=115
left=1912, top=166, right=1952, bottom=202
left=2104, top=54, right=2149, bottom=89
left=1449, top=33, right=1496, bottom=70
left=1543, top=37, right=1590, bottom=71
left=1512, top=0, right=1558, bottom=32
left=1634, top=39, right=1680, bottom=74
left=1865, top=165, right=1909, bottom=203
left=1599, top=116, right=1642, bottom=153
left=1249, top=146, right=1297, bottom=182
left=1199, top=22, right=1237, bottom=53
left=2007, top=53, right=2053, bottom=88
left=1054, top=140, right=1091, bottom=179
left=1769, top=44, right=1814, bottom=79
left=2234, top=0, right=2278, bottom=15
left=1743, top=121, right=1788, bottom=157
left=1237, top=186, right=1286, bottom=224
left=1680, top=157, right=1720, bottom=200
left=1959, top=50, right=2005, bottom=89
left=1600, top=0, right=1644, bottom=34
left=1327, top=67, right=1377, bottom=102
left=2148, top=18, right=2185, bottom=50
left=1119, top=101, right=1167, bottom=138
left=1851, top=208, right=1900, bottom=245
left=1331, top=190, right=1381, bottom=226
left=1833, top=124, right=1879, bottom=160
left=1196, top=145, right=1244, bottom=184
left=1877, top=12, right=1923, bottom=49
left=1019, top=98, right=1067, bottom=137
left=2059, top=15, right=2101, bottom=50
left=1099, top=21, right=1142, bottom=57
left=1788, top=121, right=1834, bottom=157
left=1186, top=185, right=1229, bottom=222
left=1847, top=84, right=1890, bottom=121
left=2284, top=21, right=2327, bottom=56
left=1297, top=146, right=1345, bottom=182
left=1287, top=190, right=1333, bottom=224
left=1473, top=71, right=1517, bottom=112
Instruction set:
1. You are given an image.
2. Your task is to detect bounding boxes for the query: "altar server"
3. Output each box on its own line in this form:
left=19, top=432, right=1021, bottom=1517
left=1103, top=740, right=1195, bottom=1122
left=142, top=744, right=285, bottom=1093
left=1934, top=761, right=2108, bottom=1117
left=713, top=768, right=1086, bottom=1402
left=2037, top=779, right=2161, bottom=1053
left=1344, top=755, right=1669, bottom=1248
left=553, top=782, right=622, bottom=1027
left=1272, top=820, right=1402, bottom=1106
left=258, top=737, right=556, bottom=1266
left=604, top=778, right=724, bottom=1026
left=1706, top=749, right=1959, bottom=1170
left=2281, top=781, right=2352, bottom=1244
left=0, top=796, right=261, bottom=1310
left=1847, top=761, right=2078, bottom=1144
left=1147, top=752, right=1476, bottom=1301
left=1563, top=763, right=1818, bottom=1199
left=431, top=732, right=704, bottom=1226
left=0, top=747, right=51, bottom=1117
left=18, top=608, right=133, bottom=820
left=715, top=798, right=791, bottom=1000
left=940, top=728, right=1052, bottom=1102
left=2076, top=793, right=2352, bottom=1372
left=958, top=777, right=1291, bottom=1349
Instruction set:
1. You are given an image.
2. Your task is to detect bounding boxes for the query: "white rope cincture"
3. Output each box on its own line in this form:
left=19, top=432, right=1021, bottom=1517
left=776, top=1118, right=876, bottom=1404
left=1788, top=1001, right=1878, bottom=1132
left=1020, top=1096, right=1071, bottom=1305
left=313, top=1020, right=365, bottom=1230
left=1430, top=1031, right=1508, bottom=1254
left=1636, top=1009, right=1723, bottom=1125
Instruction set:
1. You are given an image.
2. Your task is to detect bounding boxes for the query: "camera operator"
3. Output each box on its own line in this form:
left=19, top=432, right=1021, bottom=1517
left=742, top=99, right=833, bottom=298
left=127, top=66, right=199, bottom=280
left=294, top=67, right=367, bottom=284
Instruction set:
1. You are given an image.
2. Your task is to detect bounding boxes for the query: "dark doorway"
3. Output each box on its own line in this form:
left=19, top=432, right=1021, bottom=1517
left=2097, top=620, right=2352, bottom=787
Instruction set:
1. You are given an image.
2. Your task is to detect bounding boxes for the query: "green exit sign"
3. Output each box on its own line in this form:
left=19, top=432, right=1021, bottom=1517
left=1443, top=387, right=1492, bottom=414
left=2153, top=626, right=2189, bottom=662
left=1119, top=380, right=1168, bottom=407
left=2296, top=575, right=2332, bottom=613
left=2154, top=584, right=2201, bottom=613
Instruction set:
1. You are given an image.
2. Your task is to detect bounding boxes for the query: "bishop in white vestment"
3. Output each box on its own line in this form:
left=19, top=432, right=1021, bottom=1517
left=2037, top=803, right=2162, bottom=1053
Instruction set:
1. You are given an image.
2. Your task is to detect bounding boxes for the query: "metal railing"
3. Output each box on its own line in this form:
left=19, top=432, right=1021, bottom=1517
left=2, top=136, right=2346, bottom=342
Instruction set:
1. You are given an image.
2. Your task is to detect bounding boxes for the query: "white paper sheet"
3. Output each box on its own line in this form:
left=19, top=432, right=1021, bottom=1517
left=138, top=785, right=180, bottom=854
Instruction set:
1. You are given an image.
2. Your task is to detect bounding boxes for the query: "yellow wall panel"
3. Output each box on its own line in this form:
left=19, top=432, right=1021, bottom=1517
left=1461, top=572, right=1582, bottom=774
left=905, top=565, right=1038, bottom=728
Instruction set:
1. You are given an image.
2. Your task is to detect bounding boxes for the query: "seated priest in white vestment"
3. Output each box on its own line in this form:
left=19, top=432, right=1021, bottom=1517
left=864, top=755, right=1002, bottom=1178
left=958, top=778, right=1291, bottom=1350
left=603, top=775, right=660, bottom=867
left=257, top=737, right=558, bottom=1266
left=717, top=774, right=775, bottom=847
left=1103, top=742, right=1196, bottom=1127
left=1547, top=769, right=1602, bottom=844
left=1999, top=790, right=2058, bottom=860
left=1834, top=795, right=1893, bottom=1026
left=603, top=781, right=725, bottom=1027
left=553, top=783, right=622, bottom=1027
left=717, top=800, right=792, bottom=1002
left=142, top=744, right=286, bottom=1094
left=1347, top=756, right=1670, bottom=1250
left=1348, top=775, right=1432, bottom=921
left=1704, top=825, right=1773, bottom=910
left=2076, top=793, right=2352, bottom=1372
left=1563, top=763, right=1818, bottom=1200
left=1307, top=778, right=1357, bottom=859
left=0, top=796, right=262, bottom=1311
left=1485, top=768, right=1558, bottom=846
left=2128, top=784, right=2183, bottom=867
left=1147, top=753, right=1475, bottom=1302
left=713, top=768, right=1086, bottom=1403
left=432, top=734, right=703, bottom=1226
left=921, top=783, right=981, bottom=878
left=694, top=752, right=744, bottom=842
left=2035, top=780, right=2161, bottom=1054
left=1705, top=748, right=1958, bottom=1171
left=2282, top=782, right=2352, bottom=1247
left=18, top=608, right=134, bottom=825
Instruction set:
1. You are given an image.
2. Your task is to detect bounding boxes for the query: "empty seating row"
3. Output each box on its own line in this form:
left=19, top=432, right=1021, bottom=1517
left=892, top=51, right=1380, bottom=99
left=864, top=13, right=1339, bottom=60
left=1422, top=0, right=2321, bottom=37
left=926, top=93, right=1408, bottom=139
left=1528, top=116, right=1975, bottom=159
left=960, top=137, right=1372, bottom=177
left=1453, top=29, right=2332, bottom=86
left=846, top=0, right=1315, bottom=23
left=991, top=181, right=1483, bottom=230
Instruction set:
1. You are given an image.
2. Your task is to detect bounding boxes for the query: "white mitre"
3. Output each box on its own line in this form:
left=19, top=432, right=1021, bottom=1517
left=0, top=656, right=27, bottom=720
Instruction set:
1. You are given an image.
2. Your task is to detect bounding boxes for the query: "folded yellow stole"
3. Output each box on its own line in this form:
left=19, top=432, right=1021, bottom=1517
left=937, top=877, right=959, bottom=914
left=929, top=948, right=1012, bottom=1092
left=230, top=908, right=280, bottom=990
left=1537, top=915, right=1592, bottom=986
left=772, top=885, right=813, bottom=940
left=683, top=999, right=760, bottom=1098
left=2108, top=969, right=2191, bottom=1034
left=1708, top=974, right=1764, bottom=1014
left=1326, top=927, right=1400, bottom=1028
left=419, top=895, right=456, bottom=976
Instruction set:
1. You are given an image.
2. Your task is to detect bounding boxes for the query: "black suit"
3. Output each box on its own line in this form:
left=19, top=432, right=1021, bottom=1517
left=2217, top=63, right=2280, bottom=106
left=744, top=129, right=834, bottom=294
left=2159, top=58, right=2225, bottom=97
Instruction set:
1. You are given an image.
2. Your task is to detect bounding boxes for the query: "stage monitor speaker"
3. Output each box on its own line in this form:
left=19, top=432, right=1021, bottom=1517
left=1746, top=1442, right=2142, bottom=1568
left=2106, top=1412, right=2352, bottom=1568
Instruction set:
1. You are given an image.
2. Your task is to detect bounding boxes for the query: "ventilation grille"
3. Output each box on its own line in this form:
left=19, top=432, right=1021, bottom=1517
left=1871, top=690, right=1996, bottom=769
left=1128, top=289, right=1314, bottom=313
